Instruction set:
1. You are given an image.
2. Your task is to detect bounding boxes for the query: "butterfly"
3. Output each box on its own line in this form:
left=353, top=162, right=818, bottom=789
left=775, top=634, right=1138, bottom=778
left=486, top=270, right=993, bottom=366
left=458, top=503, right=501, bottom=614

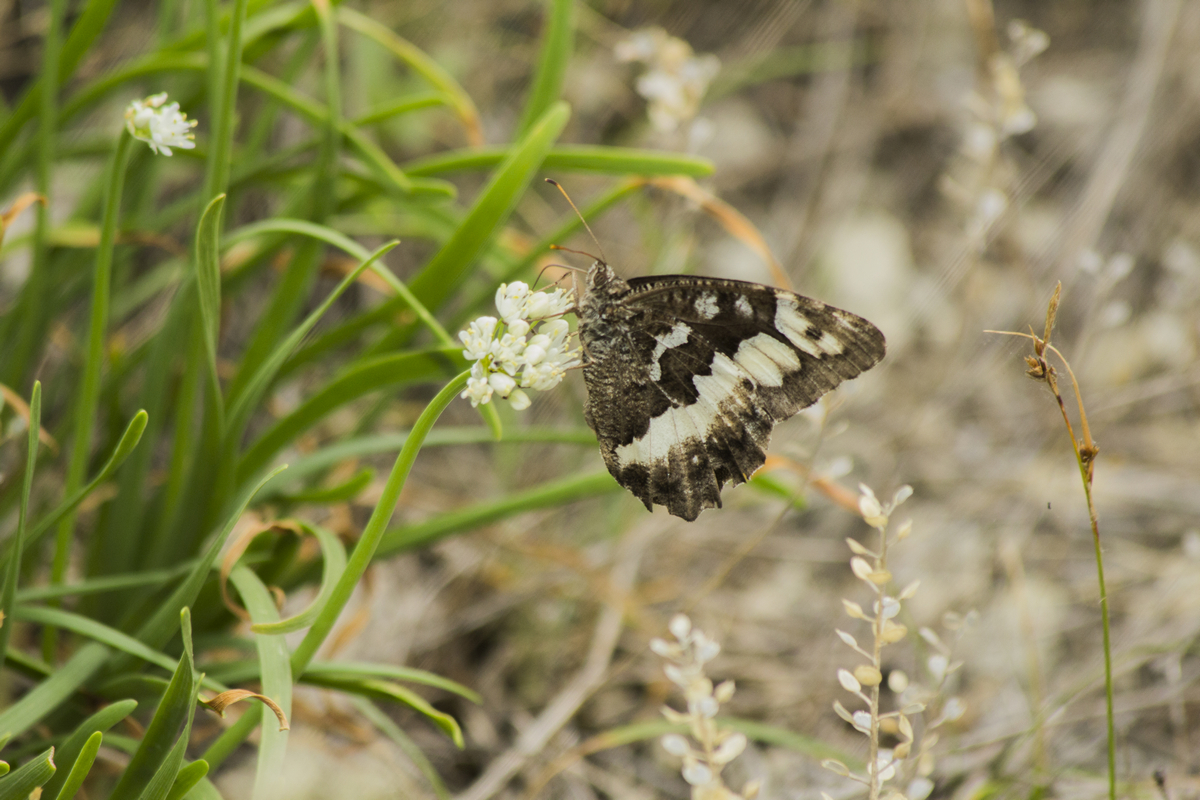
left=577, top=260, right=886, bottom=521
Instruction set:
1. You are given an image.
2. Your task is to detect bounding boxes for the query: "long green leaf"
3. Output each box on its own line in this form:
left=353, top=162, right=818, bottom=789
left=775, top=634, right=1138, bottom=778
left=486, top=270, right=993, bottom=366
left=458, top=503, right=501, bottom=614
left=49, top=730, right=101, bottom=800
left=291, top=371, right=470, bottom=675
left=0, top=382, right=40, bottom=665
left=302, top=675, right=462, bottom=747
left=0, top=643, right=108, bottom=739
left=0, top=747, right=55, bottom=800
left=404, top=145, right=714, bottom=178
left=407, top=102, right=570, bottom=313
left=248, top=524, right=344, bottom=635
left=108, top=609, right=196, bottom=800
left=40, top=699, right=137, bottom=800
left=195, top=194, right=227, bottom=432
left=518, top=0, right=574, bottom=135
left=8, top=410, right=148, bottom=561
left=228, top=567, right=291, bottom=800
left=224, top=241, right=399, bottom=435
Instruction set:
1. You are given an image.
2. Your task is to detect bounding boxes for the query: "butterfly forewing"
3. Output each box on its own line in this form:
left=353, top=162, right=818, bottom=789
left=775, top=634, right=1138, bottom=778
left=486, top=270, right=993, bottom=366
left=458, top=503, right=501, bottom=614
left=579, top=264, right=885, bottom=521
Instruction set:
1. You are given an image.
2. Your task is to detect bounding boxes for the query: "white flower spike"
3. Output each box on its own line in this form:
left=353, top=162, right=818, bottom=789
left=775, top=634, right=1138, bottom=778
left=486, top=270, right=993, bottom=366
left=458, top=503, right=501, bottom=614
left=125, top=93, right=197, bottom=156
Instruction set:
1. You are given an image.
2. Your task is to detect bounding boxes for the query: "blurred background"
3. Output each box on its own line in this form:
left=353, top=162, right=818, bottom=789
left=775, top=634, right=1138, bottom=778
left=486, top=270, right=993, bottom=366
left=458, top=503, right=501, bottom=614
left=3, top=0, right=1199, bottom=797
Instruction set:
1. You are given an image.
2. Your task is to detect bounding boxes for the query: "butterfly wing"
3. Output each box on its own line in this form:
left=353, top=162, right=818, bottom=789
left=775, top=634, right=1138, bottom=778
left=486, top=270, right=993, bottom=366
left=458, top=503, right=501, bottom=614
left=581, top=275, right=885, bottom=521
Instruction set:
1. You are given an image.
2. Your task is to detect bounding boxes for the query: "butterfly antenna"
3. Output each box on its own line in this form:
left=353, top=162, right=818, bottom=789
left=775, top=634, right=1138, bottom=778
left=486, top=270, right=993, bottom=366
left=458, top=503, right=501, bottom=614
left=534, top=262, right=587, bottom=289
left=545, top=178, right=608, bottom=263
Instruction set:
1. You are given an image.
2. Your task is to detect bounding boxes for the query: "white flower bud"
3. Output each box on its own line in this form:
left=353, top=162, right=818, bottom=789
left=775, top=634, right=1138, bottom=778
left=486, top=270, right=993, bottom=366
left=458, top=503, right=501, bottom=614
left=838, top=669, right=861, bottom=693
left=488, top=372, right=516, bottom=396
left=661, top=733, right=690, bottom=756
left=507, top=389, right=531, bottom=410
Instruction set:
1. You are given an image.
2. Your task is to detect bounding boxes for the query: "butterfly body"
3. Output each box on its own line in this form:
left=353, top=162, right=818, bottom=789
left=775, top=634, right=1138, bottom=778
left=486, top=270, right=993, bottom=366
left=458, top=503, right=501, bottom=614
left=578, top=261, right=885, bottom=521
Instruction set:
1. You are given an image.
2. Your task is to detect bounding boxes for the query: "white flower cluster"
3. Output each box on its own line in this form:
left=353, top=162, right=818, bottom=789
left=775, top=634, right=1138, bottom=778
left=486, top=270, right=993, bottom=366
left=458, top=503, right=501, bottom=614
left=615, top=28, right=719, bottom=134
left=652, top=614, right=759, bottom=800
left=459, top=281, right=580, bottom=411
left=125, top=93, right=197, bottom=156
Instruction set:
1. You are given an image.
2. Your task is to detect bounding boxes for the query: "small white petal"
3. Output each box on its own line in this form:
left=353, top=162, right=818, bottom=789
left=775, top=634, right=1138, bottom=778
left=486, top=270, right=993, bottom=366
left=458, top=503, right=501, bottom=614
left=668, top=613, right=692, bottom=641
left=838, top=669, right=861, bottom=693
left=507, top=389, right=531, bottom=410
left=681, top=760, right=712, bottom=786
left=661, top=733, right=690, bottom=756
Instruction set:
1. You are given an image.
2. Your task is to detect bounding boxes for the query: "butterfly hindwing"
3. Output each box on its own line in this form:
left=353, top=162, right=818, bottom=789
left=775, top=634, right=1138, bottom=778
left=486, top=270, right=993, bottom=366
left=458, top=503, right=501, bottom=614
left=579, top=264, right=885, bottom=521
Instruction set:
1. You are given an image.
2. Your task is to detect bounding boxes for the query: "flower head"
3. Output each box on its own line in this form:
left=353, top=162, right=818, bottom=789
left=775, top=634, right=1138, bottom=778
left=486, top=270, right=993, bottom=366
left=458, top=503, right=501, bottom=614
left=459, top=281, right=581, bottom=411
left=125, top=93, right=197, bottom=156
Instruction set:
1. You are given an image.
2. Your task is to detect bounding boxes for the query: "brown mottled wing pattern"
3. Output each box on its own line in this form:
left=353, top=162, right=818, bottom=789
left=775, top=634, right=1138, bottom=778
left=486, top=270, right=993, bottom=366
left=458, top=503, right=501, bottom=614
left=579, top=264, right=885, bottom=521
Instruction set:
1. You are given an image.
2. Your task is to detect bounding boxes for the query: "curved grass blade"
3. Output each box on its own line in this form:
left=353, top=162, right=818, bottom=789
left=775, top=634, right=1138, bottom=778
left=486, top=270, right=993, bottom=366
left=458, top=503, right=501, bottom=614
left=108, top=609, right=196, bottom=800
left=290, top=371, right=470, bottom=675
left=224, top=241, right=400, bottom=435
left=0, top=382, right=40, bottom=666
left=302, top=675, right=462, bottom=747
left=407, top=102, right=570, bottom=313
left=223, top=219, right=453, bottom=346
left=354, top=92, right=445, bottom=126
left=246, top=524, right=345, bottom=635
left=404, top=145, right=714, bottom=178
left=0, top=747, right=55, bottom=800
left=40, top=699, right=137, bottom=800
left=518, top=0, right=573, bottom=135
left=378, top=470, right=621, bottom=557
left=11, top=410, right=147, bottom=559
left=48, top=730, right=100, bottom=800
left=227, top=566, right=291, bottom=800
left=303, top=661, right=479, bottom=704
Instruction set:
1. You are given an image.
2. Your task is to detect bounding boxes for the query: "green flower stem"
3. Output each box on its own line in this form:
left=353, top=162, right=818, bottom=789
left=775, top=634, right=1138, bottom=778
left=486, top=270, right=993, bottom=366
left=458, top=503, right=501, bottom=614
left=45, top=130, right=134, bottom=662
left=290, top=370, right=471, bottom=675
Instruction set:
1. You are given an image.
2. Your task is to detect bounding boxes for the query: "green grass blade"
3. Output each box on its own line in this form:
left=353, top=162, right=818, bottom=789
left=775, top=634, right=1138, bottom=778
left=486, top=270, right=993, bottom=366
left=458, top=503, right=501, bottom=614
left=352, top=697, right=449, bottom=800
left=354, top=92, right=445, bottom=126
left=11, top=607, right=223, bottom=691
left=40, top=699, right=137, bottom=799
left=291, top=371, right=470, bottom=675
left=336, top=7, right=482, bottom=145
left=302, top=661, right=480, bottom=704
left=236, top=346, right=461, bottom=484
left=223, top=218, right=453, bottom=346
left=0, top=747, right=55, bottom=800
left=203, top=0, right=248, bottom=202
left=139, top=680, right=201, bottom=800
left=17, top=562, right=195, bottom=602
left=518, top=0, right=574, bottom=135
left=378, top=470, right=621, bottom=557
left=108, top=609, right=196, bottom=800
left=0, top=381, right=40, bottom=666
left=164, top=761, right=208, bottom=800
left=228, top=566, right=292, bottom=800
left=0, top=643, right=109, bottom=739
left=11, top=410, right=148, bottom=559
left=407, top=102, right=571, bottom=313
left=248, top=524, right=345, bottom=635
left=224, top=241, right=400, bottom=438
left=178, top=775, right=223, bottom=800
left=48, top=130, right=134, bottom=658
left=302, top=676, right=462, bottom=747
left=195, top=194, right=227, bottom=433
left=404, top=144, right=714, bottom=178
left=130, top=466, right=287, bottom=654
left=48, top=730, right=101, bottom=800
